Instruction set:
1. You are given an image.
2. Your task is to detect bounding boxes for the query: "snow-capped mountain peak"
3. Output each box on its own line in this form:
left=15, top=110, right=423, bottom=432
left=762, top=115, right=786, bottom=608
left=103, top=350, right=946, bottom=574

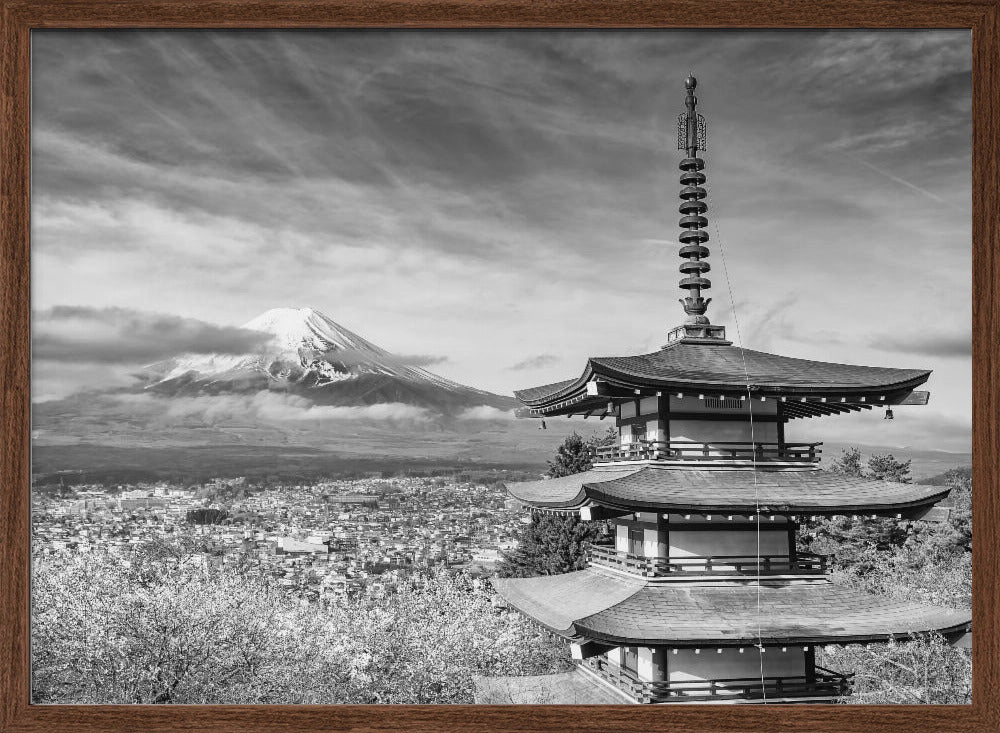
left=146, top=307, right=513, bottom=413
left=242, top=307, right=388, bottom=358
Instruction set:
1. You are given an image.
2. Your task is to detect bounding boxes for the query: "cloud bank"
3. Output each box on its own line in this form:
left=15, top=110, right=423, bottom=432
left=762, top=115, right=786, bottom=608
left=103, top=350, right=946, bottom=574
left=34, top=306, right=273, bottom=363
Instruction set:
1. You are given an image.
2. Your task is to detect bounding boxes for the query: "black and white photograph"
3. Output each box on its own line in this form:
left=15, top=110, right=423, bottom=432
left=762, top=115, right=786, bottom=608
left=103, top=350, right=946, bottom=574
left=29, top=29, right=972, bottom=705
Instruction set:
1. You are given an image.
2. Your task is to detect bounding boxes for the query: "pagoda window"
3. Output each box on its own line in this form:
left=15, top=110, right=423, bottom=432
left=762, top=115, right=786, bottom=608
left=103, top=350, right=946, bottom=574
left=628, top=527, right=645, bottom=556
left=630, top=423, right=647, bottom=443
left=623, top=646, right=639, bottom=675
left=705, top=397, right=743, bottom=409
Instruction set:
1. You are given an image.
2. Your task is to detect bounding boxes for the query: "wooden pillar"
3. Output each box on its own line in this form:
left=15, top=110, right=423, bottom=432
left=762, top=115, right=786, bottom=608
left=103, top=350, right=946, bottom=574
left=805, top=645, right=816, bottom=683
left=659, top=393, right=670, bottom=447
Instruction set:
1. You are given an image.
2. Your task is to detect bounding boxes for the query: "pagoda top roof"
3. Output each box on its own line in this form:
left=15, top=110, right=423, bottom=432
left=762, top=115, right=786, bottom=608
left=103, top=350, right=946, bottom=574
left=506, top=465, right=950, bottom=514
left=492, top=570, right=971, bottom=646
left=515, top=342, right=930, bottom=413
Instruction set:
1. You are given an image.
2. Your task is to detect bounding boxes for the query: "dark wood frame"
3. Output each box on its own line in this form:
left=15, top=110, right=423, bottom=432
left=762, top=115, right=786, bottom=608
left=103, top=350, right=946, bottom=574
left=1, top=1, right=997, bottom=731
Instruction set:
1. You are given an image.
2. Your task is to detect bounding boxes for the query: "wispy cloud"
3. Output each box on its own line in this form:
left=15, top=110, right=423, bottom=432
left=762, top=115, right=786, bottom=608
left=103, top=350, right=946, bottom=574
left=872, top=331, right=971, bottom=359
left=842, top=153, right=951, bottom=207
left=508, top=354, right=559, bottom=371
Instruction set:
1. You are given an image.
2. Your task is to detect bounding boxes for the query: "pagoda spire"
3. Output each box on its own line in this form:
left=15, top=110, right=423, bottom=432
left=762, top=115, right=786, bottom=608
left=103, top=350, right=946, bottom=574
left=666, top=75, right=728, bottom=345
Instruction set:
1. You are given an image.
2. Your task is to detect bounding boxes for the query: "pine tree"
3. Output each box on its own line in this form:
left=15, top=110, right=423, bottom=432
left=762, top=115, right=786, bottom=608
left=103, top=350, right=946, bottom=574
left=497, top=432, right=610, bottom=577
left=546, top=432, right=593, bottom=477
left=496, top=512, right=603, bottom=578
left=867, top=453, right=912, bottom=483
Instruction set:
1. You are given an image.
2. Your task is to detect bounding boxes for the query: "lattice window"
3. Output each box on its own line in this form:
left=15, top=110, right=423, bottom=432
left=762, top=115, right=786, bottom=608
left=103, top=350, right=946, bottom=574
left=704, top=397, right=743, bottom=409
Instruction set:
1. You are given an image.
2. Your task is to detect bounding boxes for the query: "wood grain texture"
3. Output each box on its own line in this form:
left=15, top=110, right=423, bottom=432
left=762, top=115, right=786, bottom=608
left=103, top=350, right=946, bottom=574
left=1, top=1, right=998, bottom=731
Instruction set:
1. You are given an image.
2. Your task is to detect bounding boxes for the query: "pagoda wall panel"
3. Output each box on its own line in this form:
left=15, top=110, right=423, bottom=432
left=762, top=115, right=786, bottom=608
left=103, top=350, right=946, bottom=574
left=669, top=396, right=779, bottom=416
left=669, top=528, right=789, bottom=559
left=643, top=527, right=668, bottom=557
left=668, top=646, right=807, bottom=684
left=620, top=397, right=661, bottom=419
left=615, top=524, right=629, bottom=553
left=638, top=647, right=667, bottom=682
left=671, top=418, right=779, bottom=444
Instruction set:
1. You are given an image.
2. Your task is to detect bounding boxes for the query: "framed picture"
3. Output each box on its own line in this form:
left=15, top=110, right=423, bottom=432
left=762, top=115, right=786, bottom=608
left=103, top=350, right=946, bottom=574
left=2, top=2, right=997, bottom=732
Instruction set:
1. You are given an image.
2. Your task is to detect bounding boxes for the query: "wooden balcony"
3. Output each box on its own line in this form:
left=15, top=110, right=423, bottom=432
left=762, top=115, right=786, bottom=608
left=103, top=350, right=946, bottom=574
left=591, top=440, right=822, bottom=464
left=582, top=656, right=852, bottom=703
left=588, top=544, right=828, bottom=577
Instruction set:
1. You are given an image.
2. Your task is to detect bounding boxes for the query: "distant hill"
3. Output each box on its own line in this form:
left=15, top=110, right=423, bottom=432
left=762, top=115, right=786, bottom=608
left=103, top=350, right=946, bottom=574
left=819, top=442, right=971, bottom=482
left=917, top=466, right=972, bottom=486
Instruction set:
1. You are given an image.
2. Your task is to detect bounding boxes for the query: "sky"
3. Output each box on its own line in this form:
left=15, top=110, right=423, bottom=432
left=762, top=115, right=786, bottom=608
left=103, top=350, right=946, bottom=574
left=30, top=30, right=972, bottom=451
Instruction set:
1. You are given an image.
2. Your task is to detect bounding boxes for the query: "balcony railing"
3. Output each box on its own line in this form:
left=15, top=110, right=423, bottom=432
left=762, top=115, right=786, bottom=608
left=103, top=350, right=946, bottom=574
left=591, top=440, right=822, bottom=464
left=583, top=656, right=852, bottom=703
left=588, top=544, right=828, bottom=576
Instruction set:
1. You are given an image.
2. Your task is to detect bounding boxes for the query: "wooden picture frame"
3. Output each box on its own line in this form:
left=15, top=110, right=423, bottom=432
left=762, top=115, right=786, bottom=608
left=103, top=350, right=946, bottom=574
left=1, top=1, right=997, bottom=731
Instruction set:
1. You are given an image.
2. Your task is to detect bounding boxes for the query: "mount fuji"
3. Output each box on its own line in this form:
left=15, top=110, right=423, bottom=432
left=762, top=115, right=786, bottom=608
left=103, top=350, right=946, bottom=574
left=144, top=307, right=517, bottom=414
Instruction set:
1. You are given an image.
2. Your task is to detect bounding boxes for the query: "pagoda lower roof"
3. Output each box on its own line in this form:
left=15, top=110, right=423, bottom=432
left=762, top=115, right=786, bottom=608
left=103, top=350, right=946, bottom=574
left=507, top=465, right=950, bottom=514
left=472, top=669, right=631, bottom=705
left=492, top=570, right=971, bottom=646
left=515, top=342, right=930, bottom=414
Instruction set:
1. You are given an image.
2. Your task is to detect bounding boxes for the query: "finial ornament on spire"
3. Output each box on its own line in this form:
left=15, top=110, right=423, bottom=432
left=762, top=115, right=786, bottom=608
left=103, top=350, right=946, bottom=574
left=666, top=75, right=729, bottom=346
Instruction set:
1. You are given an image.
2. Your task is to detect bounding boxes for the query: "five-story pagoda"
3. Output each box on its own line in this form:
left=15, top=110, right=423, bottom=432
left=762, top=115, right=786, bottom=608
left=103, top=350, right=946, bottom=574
left=491, top=76, right=971, bottom=705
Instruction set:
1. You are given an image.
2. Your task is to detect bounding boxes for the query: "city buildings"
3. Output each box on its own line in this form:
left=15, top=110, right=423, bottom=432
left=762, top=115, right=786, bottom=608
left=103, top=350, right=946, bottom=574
left=33, top=476, right=522, bottom=604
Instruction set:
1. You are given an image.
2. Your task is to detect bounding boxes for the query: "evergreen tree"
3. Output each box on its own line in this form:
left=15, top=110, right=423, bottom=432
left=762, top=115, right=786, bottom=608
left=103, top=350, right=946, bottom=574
left=867, top=453, right=912, bottom=483
left=546, top=432, right=593, bottom=477
left=497, top=431, right=612, bottom=577
left=185, top=507, right=229, bottom=525
left=495, top=512, right=604, bottom=578
left=832, top=446, right=864, bottom=477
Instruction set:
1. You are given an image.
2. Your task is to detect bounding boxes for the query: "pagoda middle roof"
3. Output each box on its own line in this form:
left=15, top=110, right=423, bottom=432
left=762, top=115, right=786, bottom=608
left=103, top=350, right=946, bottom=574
left=515, top=342, right=930, bottom=408
left=492, top=569, right=971, bottom=646
left=507, top=465, right=950, bottom=514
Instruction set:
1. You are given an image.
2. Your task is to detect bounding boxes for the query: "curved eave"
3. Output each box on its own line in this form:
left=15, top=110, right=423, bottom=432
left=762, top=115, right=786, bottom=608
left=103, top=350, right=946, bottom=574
left=514, top=345, right=931, bottom=413
left=493, top=570, right=971, bottom=646
left=506, top=467, right=951, bottom=515
left=506, top=467, right=642, bottom=510
left=589, top=359, right=930, bottom=399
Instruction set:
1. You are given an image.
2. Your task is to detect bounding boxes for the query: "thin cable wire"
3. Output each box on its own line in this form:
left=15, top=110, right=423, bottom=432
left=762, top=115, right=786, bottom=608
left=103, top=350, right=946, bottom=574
left=706, top=184, right=767, bottom=702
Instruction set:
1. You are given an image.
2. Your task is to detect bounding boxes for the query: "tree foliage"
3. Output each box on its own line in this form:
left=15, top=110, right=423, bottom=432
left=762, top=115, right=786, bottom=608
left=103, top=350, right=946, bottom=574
left=496, top=431, right=612, bottom=577
left=820, top=633, right=970, bottom=704
left=799, top=448, right=916, bottom=570
left=185, top=507, right=229, bottom=525
left=546, top=432, right=592, bottom=477
left=32, top=550, right=569, bottom=704
left=495, top=512, right=605, bottom=578
left=803, top=452, right=973, bottom=704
